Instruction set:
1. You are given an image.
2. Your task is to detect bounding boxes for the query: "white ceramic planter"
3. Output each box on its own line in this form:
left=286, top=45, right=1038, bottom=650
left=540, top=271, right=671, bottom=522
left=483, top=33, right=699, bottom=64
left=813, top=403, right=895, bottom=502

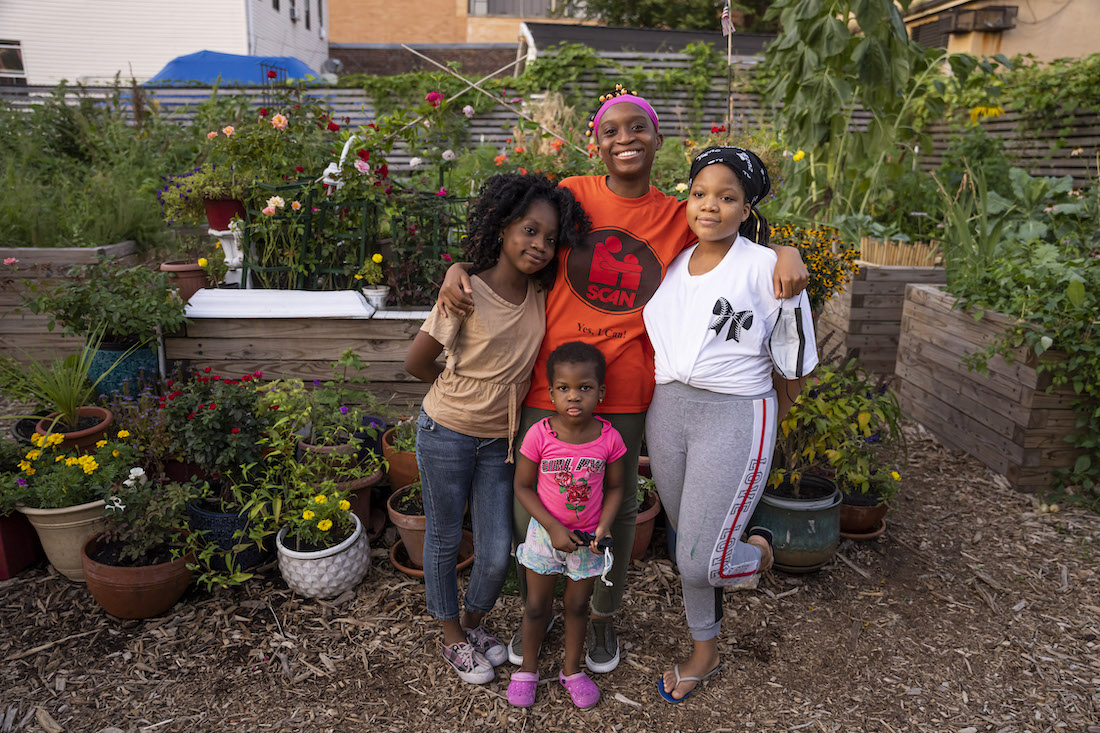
left=361, top=285, right=389, bottom=311
left=276, top=514, right=370, bottom=599
left=17, top=499, right=107, bottom=582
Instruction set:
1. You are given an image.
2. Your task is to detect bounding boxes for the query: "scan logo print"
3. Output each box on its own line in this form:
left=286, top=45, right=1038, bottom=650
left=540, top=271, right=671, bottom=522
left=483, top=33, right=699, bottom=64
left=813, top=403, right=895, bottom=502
left=565, top=229, right=662, bottom=314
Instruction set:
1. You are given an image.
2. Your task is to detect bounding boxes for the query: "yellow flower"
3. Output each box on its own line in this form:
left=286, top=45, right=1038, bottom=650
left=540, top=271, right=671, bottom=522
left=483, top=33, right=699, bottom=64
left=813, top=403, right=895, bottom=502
left=371, top=253, right=383, bottom=264
left=303, top=510, right=315, bottom=520
left=17, top=460, right=30, bottom=471
left=117, top=430, right=130, bottom=438
left=82, top=461, right=98, bottom=474
left=354, top=274, right=363, bottom=280
left=313, top=494, right=327, bottom=504
left=65, top=457, right=79, bottom=466
left=792, top=150, right=806, bottom=162
left=30, top=433, right=43, bottom=447
left=112, top=449, right=120, bottom=457
left=24, top=468, right=35, bottom=476
left=55, top=455, right=64, bottom=462
left=198, top=258, right=209, bottom=268
left=338, top=500, right=350, bottom=511
left=47, top=433, right=64, bottom=446
left=317, top=519, right=333, bottom=531
left=890, top=471, right=900, bottom=481
left=25, top=449, right=41, bottom=461
left=95, top=440, right=107, bottom=448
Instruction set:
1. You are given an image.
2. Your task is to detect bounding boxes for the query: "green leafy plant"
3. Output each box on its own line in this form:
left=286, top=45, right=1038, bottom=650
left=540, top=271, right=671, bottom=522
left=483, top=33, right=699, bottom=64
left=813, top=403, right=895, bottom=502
left=101, top=470, right=191, bottom=565
left=22, top=258, right=188, bottom=343
left=390, top=480, right=423, bottom=515
left=636, top=475, right=656, bottom=506
left=354, top=253, right=386, bottom=286
left=388, top=417, right=418, bottom=454
left=770, top=360, right=905, bottom=502
left=157, top=163, right=249, bottom=225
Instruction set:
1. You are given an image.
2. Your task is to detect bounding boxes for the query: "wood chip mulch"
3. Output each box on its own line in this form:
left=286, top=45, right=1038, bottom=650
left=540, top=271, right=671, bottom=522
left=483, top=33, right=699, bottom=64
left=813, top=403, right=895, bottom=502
left=1, top=422, right=1098, bottom=733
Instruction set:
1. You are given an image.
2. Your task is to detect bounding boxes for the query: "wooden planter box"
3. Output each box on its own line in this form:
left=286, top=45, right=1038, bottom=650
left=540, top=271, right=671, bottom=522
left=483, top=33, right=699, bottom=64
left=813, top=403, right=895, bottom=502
left=816, top=260, right=946, bottom=373
left=0, top=241, right=139, bottom=362
left=895, top=285, right=1082, bottom=492
left=163, top=291, right=429, bottom=411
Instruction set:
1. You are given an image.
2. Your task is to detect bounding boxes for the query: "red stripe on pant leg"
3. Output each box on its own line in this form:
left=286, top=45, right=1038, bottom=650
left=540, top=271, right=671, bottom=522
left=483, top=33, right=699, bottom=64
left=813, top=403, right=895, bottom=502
left=717, top=398, right=767, bottom=579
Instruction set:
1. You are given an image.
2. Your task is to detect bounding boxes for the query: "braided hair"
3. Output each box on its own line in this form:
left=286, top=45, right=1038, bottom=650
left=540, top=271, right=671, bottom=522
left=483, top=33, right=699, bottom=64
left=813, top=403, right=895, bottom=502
left=464, top=174, right=590, bottom=291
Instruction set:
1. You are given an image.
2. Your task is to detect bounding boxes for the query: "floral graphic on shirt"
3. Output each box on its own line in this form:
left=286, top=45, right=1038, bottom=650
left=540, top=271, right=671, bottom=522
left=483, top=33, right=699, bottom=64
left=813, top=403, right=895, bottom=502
left=556, top=470, right=592, bottom=519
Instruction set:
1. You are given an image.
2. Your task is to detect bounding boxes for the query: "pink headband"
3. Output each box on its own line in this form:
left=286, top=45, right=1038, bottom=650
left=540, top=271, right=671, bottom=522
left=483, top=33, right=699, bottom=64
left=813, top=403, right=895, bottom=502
left=591, top=94, right=660, bottom=135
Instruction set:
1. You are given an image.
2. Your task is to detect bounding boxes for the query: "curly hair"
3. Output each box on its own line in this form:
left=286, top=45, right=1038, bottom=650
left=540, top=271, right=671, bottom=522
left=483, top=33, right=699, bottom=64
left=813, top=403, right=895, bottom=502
left=546, top=341, right=607, bottom=385
left=464, top=173, right=590, bottom=291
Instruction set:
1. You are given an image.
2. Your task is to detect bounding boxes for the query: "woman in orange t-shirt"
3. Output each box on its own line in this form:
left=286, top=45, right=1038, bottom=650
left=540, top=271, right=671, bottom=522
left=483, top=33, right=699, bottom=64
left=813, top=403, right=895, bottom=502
left=439, top=89, right=808, bottom=675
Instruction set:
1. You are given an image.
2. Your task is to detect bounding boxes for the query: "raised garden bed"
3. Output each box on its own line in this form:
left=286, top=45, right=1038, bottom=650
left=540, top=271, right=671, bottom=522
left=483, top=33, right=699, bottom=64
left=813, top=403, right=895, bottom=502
left=0, top=241, right=139, bottom=361
left=816, top=260, right=945, bottom=373
left=895, top=284, right=1081, bottom=492
left=163, top=289, right=429, bottom=410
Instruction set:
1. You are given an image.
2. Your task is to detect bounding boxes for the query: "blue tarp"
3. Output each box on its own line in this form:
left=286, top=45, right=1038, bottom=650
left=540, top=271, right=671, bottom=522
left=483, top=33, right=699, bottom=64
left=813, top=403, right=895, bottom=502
left=146, top=50, right=320, bottom=86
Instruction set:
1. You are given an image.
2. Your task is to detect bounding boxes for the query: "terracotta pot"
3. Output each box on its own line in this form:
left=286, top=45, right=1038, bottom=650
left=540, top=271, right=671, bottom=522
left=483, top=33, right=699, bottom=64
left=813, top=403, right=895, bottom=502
left=390, top=530, right=474, bottom=579
left=386, top=485, right=425, bottom=568
left=160, top=260, right=211, bottom=303
left=82, top=536, right=193, bottom=619
left=35, top=406, right=113, bottom=452
left=276, top=514, right=370, bottom=599
left=381, top=427, right=419, bottom=490
left=0, top=512, right=42, bottom=580
left=17, top=499, right=107, bottom=581
left=203, top=198, right=245, bottom=231
left=840, top=501, right=889, bottom=537
left=630, top=491, right=662, bottom=562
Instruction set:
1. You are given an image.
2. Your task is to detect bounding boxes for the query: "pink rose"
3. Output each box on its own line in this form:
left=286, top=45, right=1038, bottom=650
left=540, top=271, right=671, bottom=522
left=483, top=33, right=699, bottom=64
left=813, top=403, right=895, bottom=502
left=270, top=113, right=288, bottom=130
left=222, top=125, right=235, bottom=136
left=261, top=206, right=276, bottom=216
left=462, top=105, right=474, bottom=118
left=425, top=90, right=443, bottom=108
left=3, top=257, right=18, bottom=265
left=435, top=187, right=447, bottom=196
left=207, top=131, right=218, bottom=139
left=354, top=159, right=370, bottom=175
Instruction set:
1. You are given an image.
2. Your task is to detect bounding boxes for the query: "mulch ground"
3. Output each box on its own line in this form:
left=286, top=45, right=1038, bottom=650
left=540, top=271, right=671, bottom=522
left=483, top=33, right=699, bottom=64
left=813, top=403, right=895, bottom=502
left=1, top=422, right=1098, bottom=733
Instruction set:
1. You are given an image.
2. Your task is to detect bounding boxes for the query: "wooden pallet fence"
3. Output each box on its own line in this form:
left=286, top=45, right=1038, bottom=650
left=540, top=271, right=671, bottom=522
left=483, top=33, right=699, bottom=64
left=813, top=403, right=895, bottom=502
left=0, top=241, right=139, bottom=362
left=815, top=259, right=946, bottom=373
left=163, top=314, right=429, bottom=411
left=894, top=284, right=1081, bottom=493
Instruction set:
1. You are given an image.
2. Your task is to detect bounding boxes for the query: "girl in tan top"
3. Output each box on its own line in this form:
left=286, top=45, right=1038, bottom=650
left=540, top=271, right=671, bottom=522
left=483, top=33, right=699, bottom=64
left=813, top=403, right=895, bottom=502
left=405, top=174, right=590, bottom=685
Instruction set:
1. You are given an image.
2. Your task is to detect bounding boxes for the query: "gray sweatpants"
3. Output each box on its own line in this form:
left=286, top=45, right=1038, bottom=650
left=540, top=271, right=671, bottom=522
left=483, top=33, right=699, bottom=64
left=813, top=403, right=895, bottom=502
left=645, top=381, right=778, bottom=641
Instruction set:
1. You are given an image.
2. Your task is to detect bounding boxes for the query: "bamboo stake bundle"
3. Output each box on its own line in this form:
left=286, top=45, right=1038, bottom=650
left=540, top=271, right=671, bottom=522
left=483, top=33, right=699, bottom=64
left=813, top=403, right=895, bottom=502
left=858, top=236, right=941, bottom=266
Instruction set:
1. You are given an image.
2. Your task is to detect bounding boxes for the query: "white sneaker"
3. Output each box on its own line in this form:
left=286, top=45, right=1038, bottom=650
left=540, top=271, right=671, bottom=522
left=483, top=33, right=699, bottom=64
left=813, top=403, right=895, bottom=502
left=442, top=642, right=494, bottom=684
left=465, top=624, right=508, bottom=667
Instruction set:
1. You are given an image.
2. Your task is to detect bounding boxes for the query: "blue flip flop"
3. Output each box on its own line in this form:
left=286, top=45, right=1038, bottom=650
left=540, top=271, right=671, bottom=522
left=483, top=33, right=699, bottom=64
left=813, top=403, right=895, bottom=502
left=657, top=663, right=721, bottom=703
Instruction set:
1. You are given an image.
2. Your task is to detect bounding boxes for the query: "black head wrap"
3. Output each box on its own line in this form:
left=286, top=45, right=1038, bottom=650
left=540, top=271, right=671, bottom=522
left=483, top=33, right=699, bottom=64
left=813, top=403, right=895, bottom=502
left=688, top=146, right=771, bottom=244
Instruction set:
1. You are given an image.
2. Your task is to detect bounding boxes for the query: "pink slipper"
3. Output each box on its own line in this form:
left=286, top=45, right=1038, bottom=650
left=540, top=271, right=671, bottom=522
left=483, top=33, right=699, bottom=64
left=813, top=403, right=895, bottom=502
left=559, top=670, right=600, bottom=708
left=507, top=671, right=539, bottom=708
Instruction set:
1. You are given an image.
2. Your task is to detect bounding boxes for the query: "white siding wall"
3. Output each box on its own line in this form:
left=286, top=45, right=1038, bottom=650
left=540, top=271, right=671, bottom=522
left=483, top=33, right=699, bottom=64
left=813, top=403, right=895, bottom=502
left=0, top=0, right=329, bottom=85
left=251, top=0, right=329, bottom=73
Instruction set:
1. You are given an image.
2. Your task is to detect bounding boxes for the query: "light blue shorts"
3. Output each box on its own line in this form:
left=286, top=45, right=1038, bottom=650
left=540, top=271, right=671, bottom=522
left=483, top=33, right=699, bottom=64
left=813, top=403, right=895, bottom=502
left=515, top=518, right=612, bottom=582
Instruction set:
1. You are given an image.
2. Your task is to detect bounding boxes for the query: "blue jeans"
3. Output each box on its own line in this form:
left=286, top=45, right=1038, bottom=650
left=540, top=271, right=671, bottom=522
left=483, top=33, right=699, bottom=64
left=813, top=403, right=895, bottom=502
left=416, top=409, right=514, bottom=621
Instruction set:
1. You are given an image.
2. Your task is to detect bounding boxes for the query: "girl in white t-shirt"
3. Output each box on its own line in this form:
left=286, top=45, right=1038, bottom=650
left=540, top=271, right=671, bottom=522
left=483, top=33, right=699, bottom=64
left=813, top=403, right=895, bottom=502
left=642, top=147, right=818, bottom=703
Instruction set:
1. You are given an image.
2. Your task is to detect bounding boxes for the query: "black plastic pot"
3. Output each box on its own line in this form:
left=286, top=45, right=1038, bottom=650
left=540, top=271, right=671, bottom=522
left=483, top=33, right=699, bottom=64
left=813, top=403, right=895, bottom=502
left=355, top=414, right=387, bottom=463
left=185, top=501, right=273, bottom=573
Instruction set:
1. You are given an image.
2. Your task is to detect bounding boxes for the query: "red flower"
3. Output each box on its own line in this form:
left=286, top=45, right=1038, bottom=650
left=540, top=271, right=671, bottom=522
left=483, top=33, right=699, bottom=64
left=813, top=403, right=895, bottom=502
left=267, top=70, right=277, bottom=79
left=203, top=367, right=211, bottom=373
left=711, top=125, right=720, bottom=133
left=270, top=404, right=280, bottom=411
left=188, top=413, right=196, bottom=420
left=199, top=404, right=207, bottom=410
left=327, top=121, right=340, bottom=132
left=367, top=123, right=377, bottom=130
left=253, top=370, right=263, bottom=378
left=376, top=163, right=388, bottom=179
left=242, top=374, right=253, bottom=382
left=356, top=149, right=369, bottom=161
left=259, top=107, right=268, bottom=116
left=425, top=90, right=443, bottom=107
left=519, top=167, right=528, bottom=175
left=167, top=379, right=175, bottom=387
left=295, top=166, right=304, bottom=173
left=344, top=116, right=350, bottom=124
left=209, top=403, right=217, bottom=410
left=231, top=428, right=241, bottom=434
left=212, top=375, right=221, bottom=381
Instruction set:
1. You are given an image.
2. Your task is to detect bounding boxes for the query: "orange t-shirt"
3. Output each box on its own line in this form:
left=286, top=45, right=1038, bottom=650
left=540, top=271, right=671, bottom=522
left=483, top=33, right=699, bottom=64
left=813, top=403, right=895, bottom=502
left=525, top=175, right=695, bottom=413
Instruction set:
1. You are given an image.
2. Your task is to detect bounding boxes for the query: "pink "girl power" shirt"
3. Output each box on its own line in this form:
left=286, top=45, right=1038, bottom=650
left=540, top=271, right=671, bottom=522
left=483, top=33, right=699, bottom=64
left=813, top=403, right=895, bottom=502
left=519, top=416, right=627, bottom=532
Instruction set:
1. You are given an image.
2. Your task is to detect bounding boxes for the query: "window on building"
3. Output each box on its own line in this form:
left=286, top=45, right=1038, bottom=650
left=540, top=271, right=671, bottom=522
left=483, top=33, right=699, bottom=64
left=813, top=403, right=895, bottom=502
left=911, top=18, right=950, bottom=50
left=468, top=0, right=576, bottom=17
left=0, top=40, right=27, bottom=87
left=305, top=0, right=311, bottom=29
left=273, top=0, right=280, bottom=11
left=317, top=0, right=324, bottom=35
left=289, top=0, right=298, bottom=22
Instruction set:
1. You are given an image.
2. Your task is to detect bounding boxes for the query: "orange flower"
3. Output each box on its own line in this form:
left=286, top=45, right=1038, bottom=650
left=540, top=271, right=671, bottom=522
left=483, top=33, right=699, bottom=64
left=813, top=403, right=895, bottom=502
left=494, top=153, right=507, bottom=166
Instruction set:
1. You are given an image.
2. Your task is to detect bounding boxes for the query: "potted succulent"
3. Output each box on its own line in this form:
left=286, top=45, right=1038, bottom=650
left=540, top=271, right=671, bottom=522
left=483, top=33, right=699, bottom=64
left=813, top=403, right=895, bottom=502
left=354, top=253, right=389, bottom=310
left=3, top=430, right=138, bottom=581
left=275, top=478, right=370, bottom=599
left=82, top=470, right=193, bottom=619
left=21, top=259, right=189, bottom=391
left=382, top=417, right=419, bottom=491
left=1, top=328, right=133, bottom=450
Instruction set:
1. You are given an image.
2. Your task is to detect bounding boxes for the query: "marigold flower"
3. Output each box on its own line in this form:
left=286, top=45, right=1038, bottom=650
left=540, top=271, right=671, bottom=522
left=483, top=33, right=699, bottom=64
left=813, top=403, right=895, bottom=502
left=24, top=467, right=35, bottom=476
left=792, top=150, right=806, bottom=162
left=26, top=449, right=42, bottom=460
left=31, top=433, right=43, bottom=447
left=117, top=430, right=130, bottom=438
left=890, top=471, right=901, bottom=480
left=317, top=519, right=333, bottom=531
left=303, top=510, right=315, bottom=520
left=112, top=450, right=120, bottom=457
left=372, top=253, right=383, bottom=264
left=314, top=494, right=328, bottom=504
left=338, top=500, right=351, bottom=511
left=354, top=274, right=363, bottom=280
left=198, top=257, right=208, bottom=267
left=271, top=113, right=288, bottom=130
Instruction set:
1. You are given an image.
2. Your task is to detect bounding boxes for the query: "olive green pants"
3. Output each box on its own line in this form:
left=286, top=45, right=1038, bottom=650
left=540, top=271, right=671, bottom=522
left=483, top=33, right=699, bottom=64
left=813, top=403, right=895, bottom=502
left=512, top=406, right=644, bottom=617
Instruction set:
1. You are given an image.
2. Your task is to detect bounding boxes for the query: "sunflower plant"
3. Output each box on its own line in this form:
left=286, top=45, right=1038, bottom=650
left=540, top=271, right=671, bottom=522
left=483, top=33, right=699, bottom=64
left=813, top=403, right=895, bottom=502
left=3, top=430, right=138, bottom=510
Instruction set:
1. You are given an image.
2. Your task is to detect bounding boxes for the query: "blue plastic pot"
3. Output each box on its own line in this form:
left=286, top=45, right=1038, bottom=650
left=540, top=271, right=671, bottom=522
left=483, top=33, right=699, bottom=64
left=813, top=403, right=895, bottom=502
left=186, top=501, right=273, bottom=573
left=749, top=475, right=842, bottom=573
left=88, top=341, right=159, bottom=396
